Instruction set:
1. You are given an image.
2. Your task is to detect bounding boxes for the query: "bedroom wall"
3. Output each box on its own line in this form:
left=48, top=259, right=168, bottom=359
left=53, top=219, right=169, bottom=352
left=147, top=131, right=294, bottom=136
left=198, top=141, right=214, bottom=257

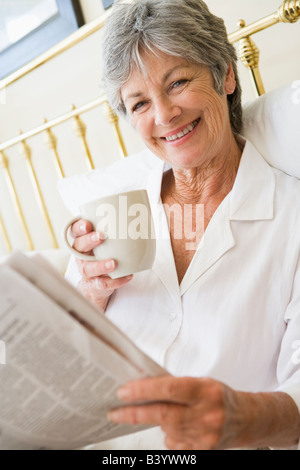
left=0, top=0, right=299, bottom=255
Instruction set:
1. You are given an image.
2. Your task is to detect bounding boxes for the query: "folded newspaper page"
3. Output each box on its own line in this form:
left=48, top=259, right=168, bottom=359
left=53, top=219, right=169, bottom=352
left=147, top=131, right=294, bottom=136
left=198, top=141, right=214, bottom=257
left=0, top=252, right=166, bottom=450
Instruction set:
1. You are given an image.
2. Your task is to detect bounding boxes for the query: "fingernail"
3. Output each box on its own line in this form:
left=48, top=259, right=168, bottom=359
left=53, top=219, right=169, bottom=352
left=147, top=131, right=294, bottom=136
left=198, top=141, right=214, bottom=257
left=105, top=260, right=115, bottom=270
left=117, top=386, right=132, bottom=401
left=126, top=275, right=133, bottom=281
left=80, top=223, right=86, bottom=233
left=108, top=410, right=121, bottom=422
left=91, top=232, right=101, bottom=242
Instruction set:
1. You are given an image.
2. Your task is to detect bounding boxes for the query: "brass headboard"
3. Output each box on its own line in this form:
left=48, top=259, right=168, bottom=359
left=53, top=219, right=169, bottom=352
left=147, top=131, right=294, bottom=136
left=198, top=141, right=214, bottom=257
left=0, top=0, right=299, bottom=254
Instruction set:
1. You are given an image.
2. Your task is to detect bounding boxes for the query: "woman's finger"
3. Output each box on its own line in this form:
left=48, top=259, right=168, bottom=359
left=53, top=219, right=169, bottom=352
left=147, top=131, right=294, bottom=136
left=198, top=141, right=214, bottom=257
left=116, top=375, right=204, bottom=404
left=80, top=274, right=134, bottom=295
left=108, top=402, right=182, bottom=427
left=73, top=231, right=105, bottom=253
left=70, top=219, right=93, bottom=237
left=76, top=258, right=117, bottom=278
left=94, top=274, right=134, bottom=291
left=164, top=436, right=187, bottom=451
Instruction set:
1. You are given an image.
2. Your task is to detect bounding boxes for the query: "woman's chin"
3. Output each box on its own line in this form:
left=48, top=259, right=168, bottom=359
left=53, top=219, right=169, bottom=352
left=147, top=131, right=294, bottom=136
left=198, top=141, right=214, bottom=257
left=165, top=150, right=206, bottom=170
left=146, top=140, right=207, bottom=169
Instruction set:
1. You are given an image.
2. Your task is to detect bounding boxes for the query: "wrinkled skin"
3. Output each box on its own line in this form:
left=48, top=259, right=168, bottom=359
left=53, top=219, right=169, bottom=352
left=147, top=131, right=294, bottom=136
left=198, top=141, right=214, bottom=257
left=109, top=375, right=300, bottom=450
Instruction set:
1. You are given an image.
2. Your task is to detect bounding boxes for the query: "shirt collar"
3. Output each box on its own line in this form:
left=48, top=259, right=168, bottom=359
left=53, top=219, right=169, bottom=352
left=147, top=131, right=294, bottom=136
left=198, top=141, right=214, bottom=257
left=145, top=137, right=275, bottom=221
left=229, top=138, right=275, bottom=221
left=145, top=154, right=166, bottom=205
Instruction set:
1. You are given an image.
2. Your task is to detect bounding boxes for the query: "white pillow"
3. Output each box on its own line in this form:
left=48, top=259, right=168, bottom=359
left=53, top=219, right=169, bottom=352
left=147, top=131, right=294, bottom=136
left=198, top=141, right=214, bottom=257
left=242, top=81, right=300, bottom=178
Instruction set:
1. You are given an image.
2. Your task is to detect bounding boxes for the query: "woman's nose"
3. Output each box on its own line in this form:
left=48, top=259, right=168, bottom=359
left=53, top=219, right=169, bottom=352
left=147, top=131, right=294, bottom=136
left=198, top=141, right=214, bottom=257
left=154, top=96, right=181, bottom=127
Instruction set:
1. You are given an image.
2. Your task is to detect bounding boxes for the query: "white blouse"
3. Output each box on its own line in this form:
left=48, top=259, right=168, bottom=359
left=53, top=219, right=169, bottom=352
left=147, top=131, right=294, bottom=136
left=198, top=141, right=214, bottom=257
left=61, top=139, right=300, bottom=448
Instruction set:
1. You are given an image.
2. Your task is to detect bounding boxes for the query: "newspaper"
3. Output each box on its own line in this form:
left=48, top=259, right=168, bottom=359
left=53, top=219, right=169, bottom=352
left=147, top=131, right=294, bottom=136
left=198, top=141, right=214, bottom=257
left=0, top=252, right=166, bottom=450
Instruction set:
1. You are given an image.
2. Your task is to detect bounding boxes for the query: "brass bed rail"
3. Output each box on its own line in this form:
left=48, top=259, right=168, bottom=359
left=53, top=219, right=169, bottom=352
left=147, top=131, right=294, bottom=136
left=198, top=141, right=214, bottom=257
left=0, top=0, right=299, bottom=95
left=0, top=98, right=127, bottom=251
left=0, top=1, right=299, bottom=253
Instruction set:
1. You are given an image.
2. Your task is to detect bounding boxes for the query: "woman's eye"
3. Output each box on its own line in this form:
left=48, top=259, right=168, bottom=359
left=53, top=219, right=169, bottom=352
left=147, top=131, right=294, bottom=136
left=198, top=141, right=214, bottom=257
left=132, top=101, right=145, bottom=112
left=172, top=79, right=188, bottom=89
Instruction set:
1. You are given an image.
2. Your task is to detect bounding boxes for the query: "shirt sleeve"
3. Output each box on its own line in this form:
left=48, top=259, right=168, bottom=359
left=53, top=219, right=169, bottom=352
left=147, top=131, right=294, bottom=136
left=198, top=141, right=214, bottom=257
left=276, top=251, right=300, bottom=449
left=64, top=255, right=82, bottom=287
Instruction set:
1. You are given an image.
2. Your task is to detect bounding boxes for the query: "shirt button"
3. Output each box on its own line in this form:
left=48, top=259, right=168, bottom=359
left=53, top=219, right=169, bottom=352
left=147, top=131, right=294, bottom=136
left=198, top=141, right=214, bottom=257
left=170, top=313, right=177, bottom=321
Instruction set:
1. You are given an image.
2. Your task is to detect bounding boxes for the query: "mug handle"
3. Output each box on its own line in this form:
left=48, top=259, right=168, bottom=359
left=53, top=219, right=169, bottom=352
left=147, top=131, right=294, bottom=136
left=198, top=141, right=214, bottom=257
left=62, top=216, right=97, bottom=261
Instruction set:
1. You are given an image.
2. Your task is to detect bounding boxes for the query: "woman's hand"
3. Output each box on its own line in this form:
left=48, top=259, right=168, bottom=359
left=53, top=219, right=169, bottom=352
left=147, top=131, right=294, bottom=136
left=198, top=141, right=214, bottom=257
left=109, top=376, right=229, bottom=450
left=108, top=375, right=300, bottom=450
left=70, top=219, right=133, bottom=311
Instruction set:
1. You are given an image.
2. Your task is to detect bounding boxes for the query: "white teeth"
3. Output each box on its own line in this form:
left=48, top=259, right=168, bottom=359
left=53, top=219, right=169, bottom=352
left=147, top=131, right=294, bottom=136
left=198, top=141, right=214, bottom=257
left=165, top=119, right=199, bottom=142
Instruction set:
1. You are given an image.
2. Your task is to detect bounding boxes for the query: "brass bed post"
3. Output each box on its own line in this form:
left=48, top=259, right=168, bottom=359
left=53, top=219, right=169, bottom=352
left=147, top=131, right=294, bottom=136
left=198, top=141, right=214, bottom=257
left=0, top=149, right=34, bottom=250
left=0, top=212, right=12, bottom=253
left=103, top=102, right=128, bottom=158
left=72, top=105, right=95, bottom=170
left=43, top=119, right=65, bottom=178
left=237, top=20, right=265, bottom=97
left=229, top=0, right=300, bottom=97
left=277, top=0, right=300, bottom=23
left=19, top=133, right=58, bottom=249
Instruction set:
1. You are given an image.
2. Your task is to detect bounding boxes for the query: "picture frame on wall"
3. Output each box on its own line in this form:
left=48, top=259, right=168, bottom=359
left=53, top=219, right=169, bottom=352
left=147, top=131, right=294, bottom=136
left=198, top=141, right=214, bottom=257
left=0, top=0, right=85, bottom=79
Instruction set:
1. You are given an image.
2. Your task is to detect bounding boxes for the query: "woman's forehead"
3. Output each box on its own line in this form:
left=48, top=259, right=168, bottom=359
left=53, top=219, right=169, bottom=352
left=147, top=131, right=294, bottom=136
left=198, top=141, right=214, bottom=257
left=121, top=62, right=187, bottom=103
left=133, top=48, right=191, bottom=75
left=121, top=53, right=206, bottom=102
left=121, top=53, right=192, bottom=93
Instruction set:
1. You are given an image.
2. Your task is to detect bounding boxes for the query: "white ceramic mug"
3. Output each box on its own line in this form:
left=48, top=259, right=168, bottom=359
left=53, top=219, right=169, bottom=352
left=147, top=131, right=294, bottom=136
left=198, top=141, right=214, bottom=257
left=62, top=189, right=156, bottom=279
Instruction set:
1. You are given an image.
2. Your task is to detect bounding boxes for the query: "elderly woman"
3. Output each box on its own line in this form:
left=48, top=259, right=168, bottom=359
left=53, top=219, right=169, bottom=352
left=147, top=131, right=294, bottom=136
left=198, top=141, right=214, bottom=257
left=64, top=0, right=300, bottom=450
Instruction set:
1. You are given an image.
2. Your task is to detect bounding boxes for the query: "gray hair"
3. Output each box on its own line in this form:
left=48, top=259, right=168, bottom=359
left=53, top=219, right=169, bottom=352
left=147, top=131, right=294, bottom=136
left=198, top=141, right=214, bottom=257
left=102, top=0, right=243, bottom=134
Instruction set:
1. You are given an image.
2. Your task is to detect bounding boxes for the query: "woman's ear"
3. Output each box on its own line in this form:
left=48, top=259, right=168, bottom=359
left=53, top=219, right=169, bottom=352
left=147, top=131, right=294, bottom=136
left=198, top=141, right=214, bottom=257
left=224, top=63, right=236, bottom=95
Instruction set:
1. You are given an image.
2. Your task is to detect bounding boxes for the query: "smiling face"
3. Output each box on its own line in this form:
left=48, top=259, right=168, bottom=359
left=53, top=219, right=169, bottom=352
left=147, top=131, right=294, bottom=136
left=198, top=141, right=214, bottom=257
left=121, top=50, right=237, bottom=171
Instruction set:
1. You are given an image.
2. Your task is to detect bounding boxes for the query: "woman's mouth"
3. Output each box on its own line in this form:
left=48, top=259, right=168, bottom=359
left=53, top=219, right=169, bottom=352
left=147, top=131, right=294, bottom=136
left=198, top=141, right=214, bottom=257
left=163, top=118, right=200, bottom=143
